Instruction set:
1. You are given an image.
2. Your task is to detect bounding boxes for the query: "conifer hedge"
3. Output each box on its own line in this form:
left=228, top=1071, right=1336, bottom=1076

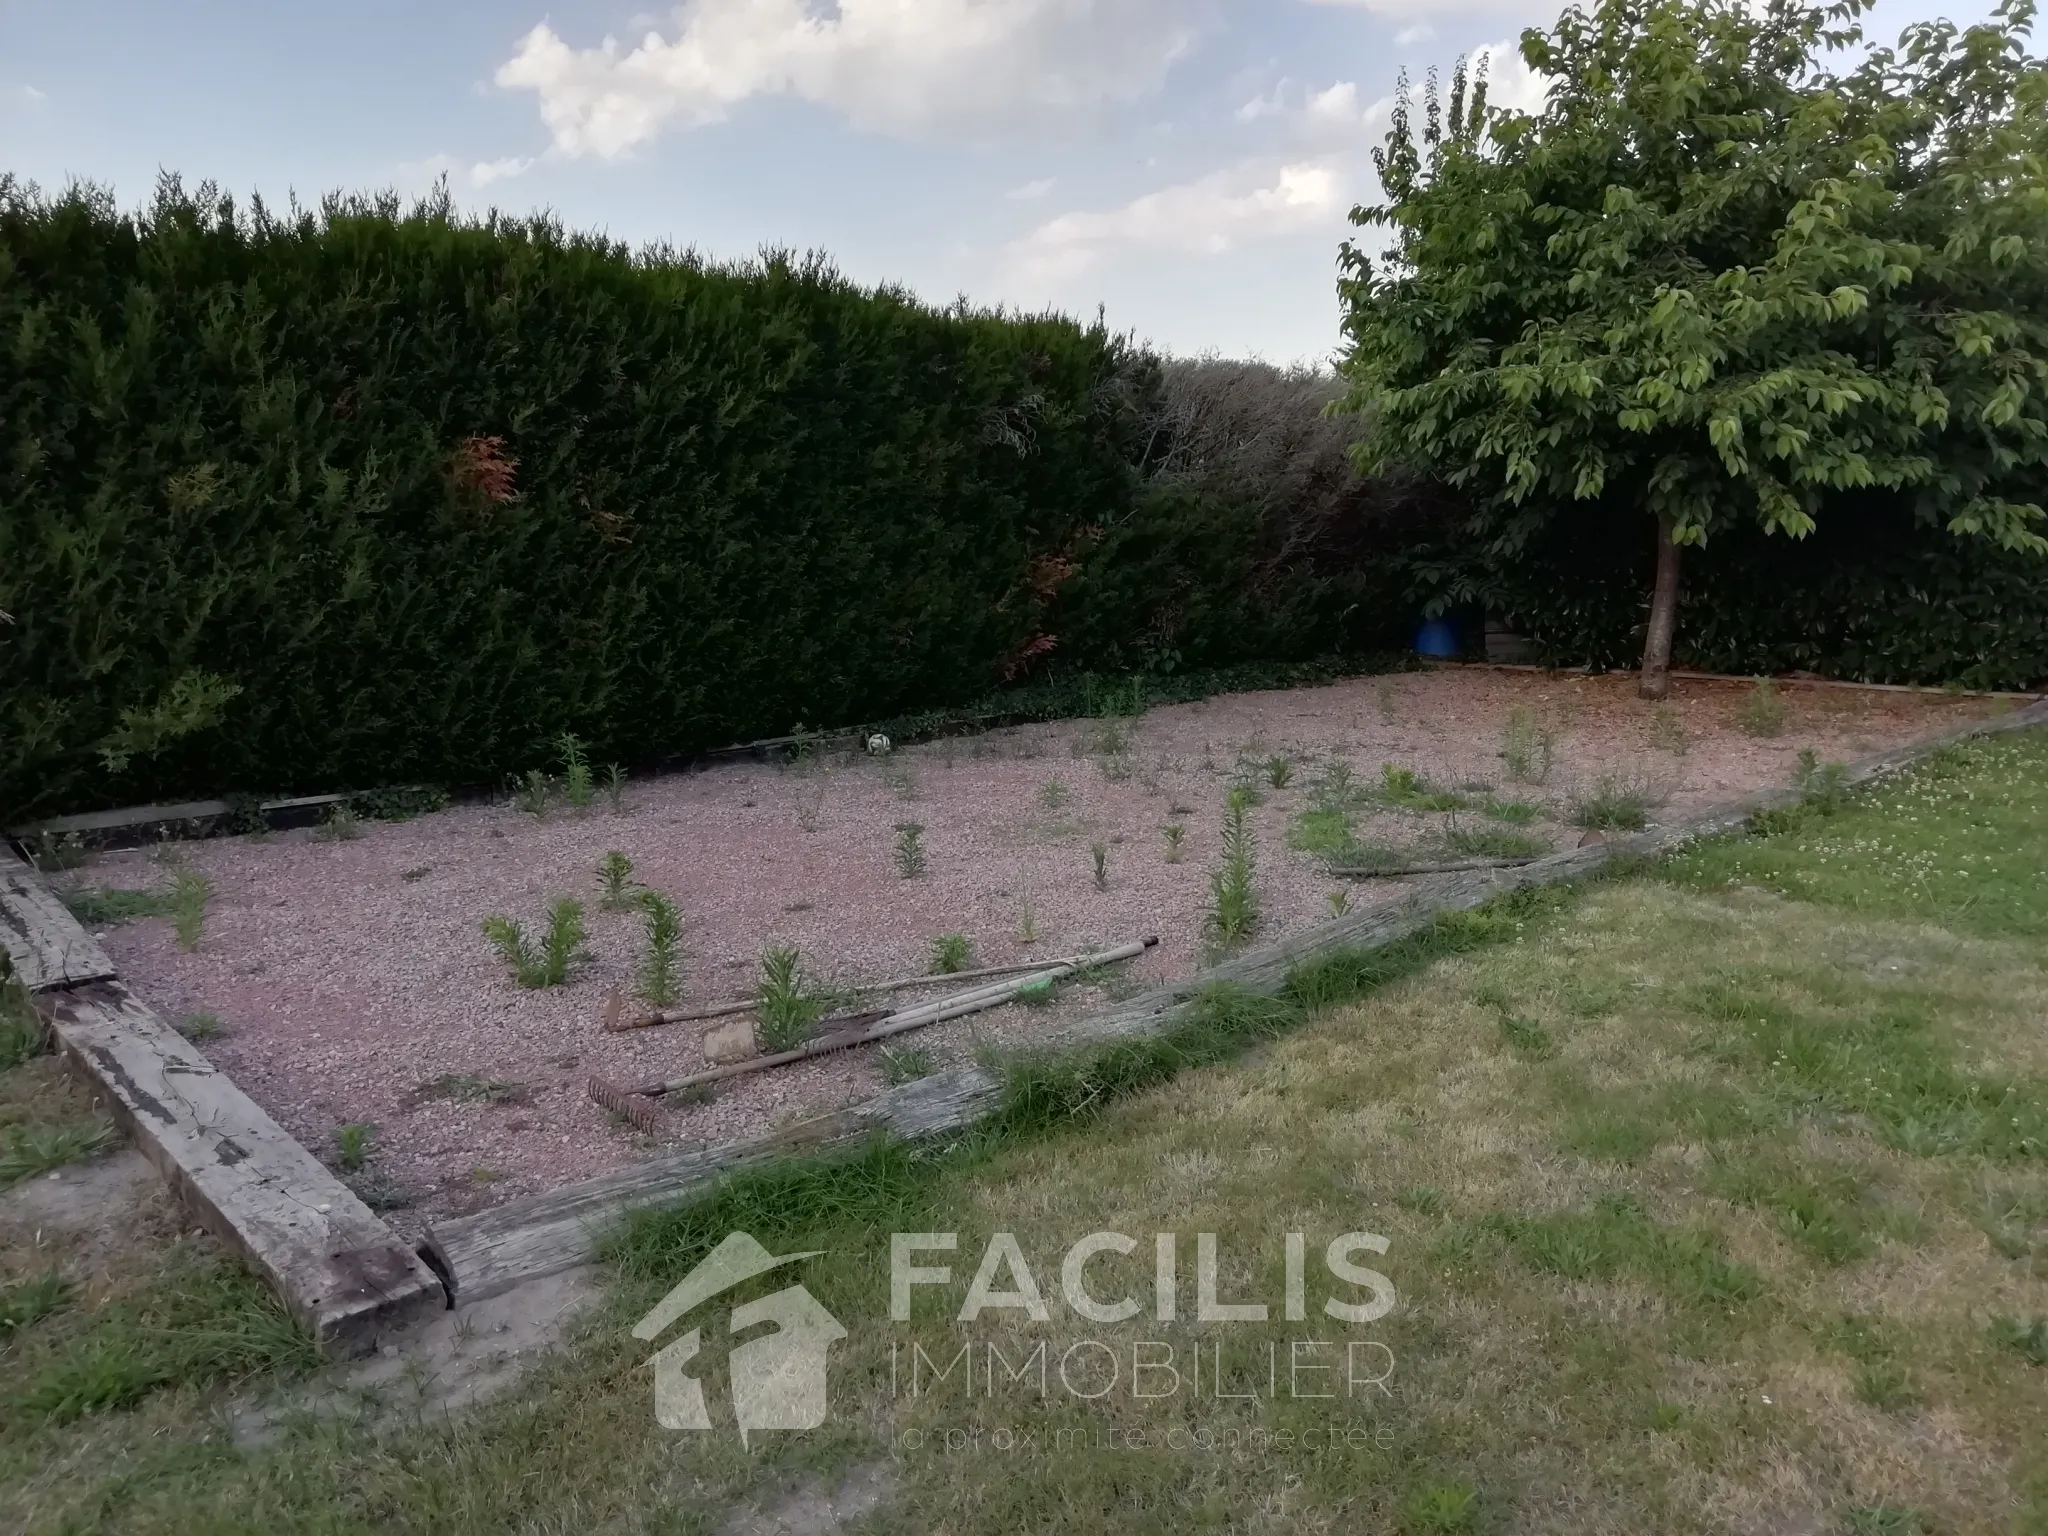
left=0, top=181, right=1400, bottom=821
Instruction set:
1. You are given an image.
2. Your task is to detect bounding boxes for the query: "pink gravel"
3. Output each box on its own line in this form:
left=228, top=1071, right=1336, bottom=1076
left=71, top=667, right=1991, bottom=1234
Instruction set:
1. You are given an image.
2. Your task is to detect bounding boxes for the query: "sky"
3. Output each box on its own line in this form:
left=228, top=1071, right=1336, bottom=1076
left=0, top=0, right=2001, bottom=365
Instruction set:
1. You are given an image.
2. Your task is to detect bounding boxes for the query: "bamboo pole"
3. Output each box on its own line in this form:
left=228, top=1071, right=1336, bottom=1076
left=640, top=936, right=1158, bottom=1096
left=604, top=949, right=1144, bottom=1032
left=1325, top=856, right=1540, bottom=879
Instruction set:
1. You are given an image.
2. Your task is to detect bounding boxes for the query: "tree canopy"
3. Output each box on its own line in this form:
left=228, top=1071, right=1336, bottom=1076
left=1336, top=0, right=2048, bottom=691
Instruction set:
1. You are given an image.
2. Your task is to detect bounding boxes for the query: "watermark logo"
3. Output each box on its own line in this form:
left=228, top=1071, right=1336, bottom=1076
left=633, top=1231, right=846, bottom=1444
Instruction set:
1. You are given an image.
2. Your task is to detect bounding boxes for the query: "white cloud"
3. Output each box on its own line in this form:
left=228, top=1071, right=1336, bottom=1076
left=497, top=0, right=1211, bottom=157
left=1393, top=24, right=1434, bottom=45
left=470, top=155, right=534, bottom=186
left=1233, top=78, right=1392, bottom=144
left=1470, top=39, right=1550, bottom=118
left=1004, top=177, right=1056, bottom=200
left=1302, top=0, right=1539, bottom=14
left=1013, top=159, right=1346, bottom=279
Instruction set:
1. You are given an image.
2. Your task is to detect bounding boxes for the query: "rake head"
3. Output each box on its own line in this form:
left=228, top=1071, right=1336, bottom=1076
left=587, top=1075, right=663, bottom=1135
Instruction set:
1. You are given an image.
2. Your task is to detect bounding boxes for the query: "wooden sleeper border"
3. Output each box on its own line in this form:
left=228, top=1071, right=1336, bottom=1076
left=0, top=851, right=446, bottom=1355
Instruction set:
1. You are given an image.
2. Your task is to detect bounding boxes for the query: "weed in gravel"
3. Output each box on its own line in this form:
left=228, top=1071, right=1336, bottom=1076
left=1500, top=707, right=1556, bottom=785
left=62, top=887, right=166, bottom=926
left=1, top=1121, right=116, bottom=1187
left=28, top=830, right=89, bottom=871
left=1395, top=1186, right=1445, bottom=1216
left=334, top=1123, right=373, bottom=1172
left=169, top=870, right=210, bottom=951
left=639, top=892, right=684, bottom=1005
left=557, top=733, right=595, bottom=809
left=402, top=865, right=433, bottom=882
left=483, top=899, right=589, bottom=988
left=1098, top=752, right=1134, bottom=783
left=1378, top=764, right=1468, bottom=812
left=176, top=1012, right=223, bottom=1042
left=1651, top=705, right=1690, bottom=755
left=1039, top=776, right=1071, bottom=810
left=312, top=803, right=363, bottom=842
left=1443, top=824, right=1551, bottom=860
left=419, top=1073, right=528, bottom=1106
left=930, top=933, right=973, bottom=974
left=758, top=945, right=826, bottom=1051
left=1264, top=755, right=1294, bottom=789
left=1479, top=797, right=1539, bottom=825
left=1310, top=761, right=1359, bottom=808
left=603, top=763, right=629, bottom=812
left=0, top=1272, right=74, bottom=1334
left=597, top=851, right=637, bottom=910
left=1206, top=788, right=1259, bottom=946
left=1090, top=840, right=1110, bottom=891
left=1, top=983, right=46, bottom=1069
left=1739, top=678, right=1790, bottom=737
left=1327, top=889, right=1350, bottom=917
left=1016, top=895, right=1041, bottom=945
left=883, top=760, right=920, bottom=800
left=1090, top=718, right=1131, bottom=757
left=1793, top=748, right=1849, bottom=813
left=894, top=823, right=928, bottom=878
left=1163, top=823, right=1186, bottom=863
left=795, top=785, right=825, bottom=833
left=879, top=1045, right=938, bottom=1085
left=1570, top=776, right=1654, bottom=832
left=515, top=769, right=553, bottom=817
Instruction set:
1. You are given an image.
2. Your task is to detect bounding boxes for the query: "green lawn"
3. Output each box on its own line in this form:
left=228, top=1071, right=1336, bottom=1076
left=4, top=730, right=2046, bottom=1533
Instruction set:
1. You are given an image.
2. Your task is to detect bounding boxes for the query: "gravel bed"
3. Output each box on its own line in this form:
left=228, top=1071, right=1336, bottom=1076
left=71, top=668, right=1988, bottom=1235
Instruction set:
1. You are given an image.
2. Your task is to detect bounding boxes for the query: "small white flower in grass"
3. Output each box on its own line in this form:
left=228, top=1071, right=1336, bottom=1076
left=866, top=733, right=893, bottom=756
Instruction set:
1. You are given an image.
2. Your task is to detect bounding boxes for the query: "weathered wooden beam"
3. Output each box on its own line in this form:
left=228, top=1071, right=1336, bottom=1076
left=39, top=978, right=446, bottom=1352
left=1, top=852, right=116, bottom=991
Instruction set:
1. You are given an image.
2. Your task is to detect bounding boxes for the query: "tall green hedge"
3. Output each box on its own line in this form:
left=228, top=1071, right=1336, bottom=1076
left=0, top=181, right=1375, bottom=822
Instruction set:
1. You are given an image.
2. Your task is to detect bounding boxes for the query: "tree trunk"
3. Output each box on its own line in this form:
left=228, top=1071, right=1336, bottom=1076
left=1638, top=518, right=1682, bottom=700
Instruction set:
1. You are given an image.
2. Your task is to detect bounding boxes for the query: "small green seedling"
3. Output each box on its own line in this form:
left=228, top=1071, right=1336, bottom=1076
left=1039, top=777, right=1071, bottom=810
left=334, top=1123, right=373, bottom=1172
left=879, top=1045, right=938, bottom=1085
left=1264, top=755, right=1294, bottom=789
left=176, top=1012, right=223, bottom=1041
left=1090, top=840, right=1110, bottom=891
left=597, top=850, right=636, bottom=910
left=1327, top=889, right=1350, bottom=917
left=557, top=733, right=595, bottom=809
left=482, top=899, right=589, bottom=988
left=639, top=892, right=683, bottom=1005
left=1738, top=677, right=1789, bottom=737
left=930, top=933, right=973, bottom=974
left=1016, top=895, right=1041, bottom=945
left=758, top=945, right=825, bottom=1051
left=170, top=870, right=210, bottom=952
left=603, top=763, right=628, bottom=812
left=1650, top=704, right=1690, bottom=755
left=1163, top=823, right=1186, bottom=863
left=313, top=803, right=363, bottom=841
left=894, top=823, right=927, bottom=878
left=515, top=769, right=553, bottom=817
left=1500, top=707, right=1556, bottom=785
left=1206, top=789, right=1259, bottom=945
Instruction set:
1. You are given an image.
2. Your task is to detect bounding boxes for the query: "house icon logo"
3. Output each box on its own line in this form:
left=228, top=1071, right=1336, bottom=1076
left=632, top=1231, right=847, bottom=1444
